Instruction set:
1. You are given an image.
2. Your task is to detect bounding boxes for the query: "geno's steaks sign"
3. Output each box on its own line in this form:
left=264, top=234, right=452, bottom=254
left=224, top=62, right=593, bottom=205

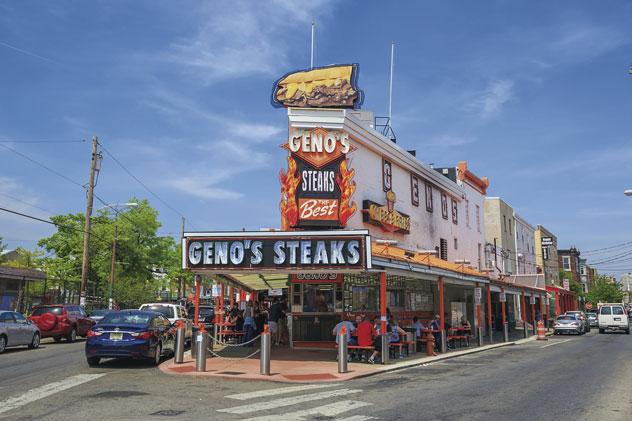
left=183, top=231, right=371, bottom=272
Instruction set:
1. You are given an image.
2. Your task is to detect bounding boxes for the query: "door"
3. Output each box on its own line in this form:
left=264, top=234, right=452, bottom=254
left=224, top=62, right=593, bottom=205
left=0, top=312, right=20, bottom=346
left=13, top=312, right=32, bottom=344
left=76, top=306, right=93, bottom=335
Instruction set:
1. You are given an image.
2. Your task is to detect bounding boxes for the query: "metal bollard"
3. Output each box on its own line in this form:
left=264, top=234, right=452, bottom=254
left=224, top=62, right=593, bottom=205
left=380, top=334, right=389, bottom=364
left=338, top=333, right=348, bottom=374
left=488, top=327, right=494, bottom=345
left=440, top=330, right=447, bottom=353
left=190, top=326, right=199, bottom=359
left=260, top=325, right=271, bottom=375
left=407, top=332, right=415, bottom=354
left=174, top=324, right=185, bottom=364
left=503, top=322, right=509, bottom=342
left=523, top=321, right=529, bottom=338
left=195, top=331, right=208, bottom=372
left=477, top=327, right=484, bottom=347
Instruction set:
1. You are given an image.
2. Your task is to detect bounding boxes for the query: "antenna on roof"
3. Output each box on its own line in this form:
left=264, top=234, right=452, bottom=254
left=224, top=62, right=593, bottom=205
left=388, top=42, right=395, bottom=131
left=310, top=21, right=315, bottom=69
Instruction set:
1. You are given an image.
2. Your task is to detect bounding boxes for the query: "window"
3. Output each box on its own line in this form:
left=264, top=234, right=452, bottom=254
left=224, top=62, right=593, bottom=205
left=441, top=192, right=448, bottom=219
left=600, top=306, right=611, bottom=315
left=31, top=306, right=63, bottom=316
left=351, top=286, right=378, bottom=312
left=302, top=284, right=335, bottom=312
left=425, top=182, right=433, bottom=212
left=454, top=237, right=458, bottom=250
left=509, top=219, right=512, bottom=236
left=451, top=198, right=458, bottom=225
left=388, top=289, right=405, bottom=308
left=140, top=305, right=175, bottom=318
left=0, top=312, right=15, bottom=323
left=478, top=243, right=482, bottom=270
left=465, top=199, right=470, bottom=228
left=562, top=256, right=571, bottom=271
left=13, top=312, right=26, bottom=322
left=440, top=238, right=448, bottom=261
left=476, top=204, right=481, bottom=232
left=411, top=175, right=420, bottom=207
left=613, top=306, right=624, bottom=315
left=503, top=216, right=507, bottom=232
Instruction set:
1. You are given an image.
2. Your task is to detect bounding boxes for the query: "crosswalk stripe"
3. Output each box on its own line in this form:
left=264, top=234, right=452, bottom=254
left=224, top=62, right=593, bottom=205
left=0, top=374, right=106, bottom=415
left=225, top=383, right=335, bottom=400
left=218, top=388, right=364, bottom=415
left=334, top=415, right=377, bottom=421
left=242, top=400, right=373, bottom=421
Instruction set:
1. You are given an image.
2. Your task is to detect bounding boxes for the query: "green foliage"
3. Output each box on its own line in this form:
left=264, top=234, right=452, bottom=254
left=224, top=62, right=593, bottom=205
left=586, top=274, right=624, bottom=306
left=38, top=198, right=182, bottom=308
left=559, top=270, right=585, bottom=299
left=0, top=236, right=5, bottom=258
left=2, top=247, right=43, bottom=269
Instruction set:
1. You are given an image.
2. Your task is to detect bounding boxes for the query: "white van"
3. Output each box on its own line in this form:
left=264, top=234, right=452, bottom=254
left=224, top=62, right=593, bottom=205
left=598, top=303, right=630, bottom=334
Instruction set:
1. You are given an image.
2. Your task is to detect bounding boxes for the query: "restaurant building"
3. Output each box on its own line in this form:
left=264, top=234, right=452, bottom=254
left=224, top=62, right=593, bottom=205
left=183, top=64, right=543, bottom=351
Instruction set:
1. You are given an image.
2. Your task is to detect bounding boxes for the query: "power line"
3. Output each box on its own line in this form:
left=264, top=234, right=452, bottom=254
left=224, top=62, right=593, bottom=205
left=0, top=139, right=86, bottom=144
left=99, top=143, right=198, bottom=229
left=582, top=240, right=632, bottom=255
left=0, top=191, right=58, bottom=215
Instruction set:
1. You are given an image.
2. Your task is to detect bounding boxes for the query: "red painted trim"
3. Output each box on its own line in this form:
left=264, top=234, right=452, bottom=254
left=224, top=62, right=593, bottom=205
left=487, top=284, right=493, bottom=328
left=439, top=277, right=445, bottom=331
left=380, top=272, right=387, bottom=333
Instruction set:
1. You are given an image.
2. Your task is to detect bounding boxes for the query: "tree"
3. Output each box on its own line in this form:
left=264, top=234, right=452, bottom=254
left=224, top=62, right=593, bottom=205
left=0, top=236, right=6, bottom=262
left=586, top=274, right=624, bottom=306
left=38, top=198, right=180, bottom=308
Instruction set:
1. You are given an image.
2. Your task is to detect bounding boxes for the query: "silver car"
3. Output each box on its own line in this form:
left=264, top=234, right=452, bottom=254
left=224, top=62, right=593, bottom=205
left=0, top=310, right=41, bottom=353
left=553, top=314, right=583, bottom=335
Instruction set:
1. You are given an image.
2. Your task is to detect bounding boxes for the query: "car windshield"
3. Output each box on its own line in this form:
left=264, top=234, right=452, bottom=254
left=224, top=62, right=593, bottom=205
left=100, top=312, right=151, bottom=325
left=140, top=305, right=174, bottom=318
left=557, top=316, right=575, bottom=320
left=31, top=306, right=63, bottom=316
left=199, top=307, right=213, bottom=316
left=586, top=312, right=596, bottom=317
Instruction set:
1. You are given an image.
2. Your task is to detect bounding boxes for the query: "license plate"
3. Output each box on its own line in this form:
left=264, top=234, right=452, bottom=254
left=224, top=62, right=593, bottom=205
left=110, top=332, right=123, bottom=341
left=614, top=318, right=621, bottom=321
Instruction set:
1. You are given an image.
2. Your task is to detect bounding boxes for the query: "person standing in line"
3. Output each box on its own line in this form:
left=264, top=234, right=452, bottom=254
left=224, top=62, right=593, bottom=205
left=267, top=298, right=282, bottom=346
left=243, top=301, right=255, bottom=345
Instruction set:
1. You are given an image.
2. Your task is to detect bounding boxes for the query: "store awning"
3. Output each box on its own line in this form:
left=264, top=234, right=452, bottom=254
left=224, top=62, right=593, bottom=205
left=214, top=273, right=289, bottom=292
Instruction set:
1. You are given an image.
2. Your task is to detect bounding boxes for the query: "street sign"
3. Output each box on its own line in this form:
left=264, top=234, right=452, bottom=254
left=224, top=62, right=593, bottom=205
left=545, top=295, right=550, bottom=305
left=541, top=237, right=553, bottom=246
left=474, top=287, right=482, bottom=305
left=586, top=302, right=593, bottom=310
left=563, top=280, right=570, bottom=291
left=499, top=292, right=507, bottom=302
left=530, top=295, right=536, bottom=305
left=542, top=246, right=549, bottom=260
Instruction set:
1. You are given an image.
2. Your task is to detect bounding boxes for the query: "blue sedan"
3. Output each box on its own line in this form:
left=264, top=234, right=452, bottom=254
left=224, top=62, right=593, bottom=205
left=85, top=310, right=175, bottom=366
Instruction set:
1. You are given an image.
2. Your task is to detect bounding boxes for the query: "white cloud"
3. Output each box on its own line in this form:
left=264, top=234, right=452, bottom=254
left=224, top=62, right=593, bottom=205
left=158, top=0, right=335, bottom=85
left=467, top=79, right=514, bottom=120
left=168, top=177, right=244, bottom=200
left=426, top=134, right=476, bottom=148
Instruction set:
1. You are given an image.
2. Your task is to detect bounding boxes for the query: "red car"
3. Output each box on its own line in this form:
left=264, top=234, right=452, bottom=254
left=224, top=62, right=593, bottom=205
left=28, top=304, right=95, bottom=342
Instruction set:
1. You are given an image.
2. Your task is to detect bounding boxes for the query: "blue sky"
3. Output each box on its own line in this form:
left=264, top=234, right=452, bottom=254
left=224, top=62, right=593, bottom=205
left=1, top=1, right=631, bottom=275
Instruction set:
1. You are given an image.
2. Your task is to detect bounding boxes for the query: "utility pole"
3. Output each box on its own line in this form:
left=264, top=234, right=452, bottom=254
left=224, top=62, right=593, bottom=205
left=180, top=217, right=185, bottom=301
left=108, top=225, right=118, bottom=310
left=79, top=136, right=100, bottom=306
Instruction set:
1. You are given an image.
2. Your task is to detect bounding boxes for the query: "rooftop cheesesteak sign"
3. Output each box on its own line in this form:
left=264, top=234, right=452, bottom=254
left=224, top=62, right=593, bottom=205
left=183, top=231, right=371, bottom=272
left=280, top=127, right=357, bottom=230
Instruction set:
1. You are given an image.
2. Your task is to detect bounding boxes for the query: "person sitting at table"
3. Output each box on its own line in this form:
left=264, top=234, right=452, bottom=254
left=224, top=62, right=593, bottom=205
left=429, top=314, right=442, bottom=352
left=460, top=315, right=471, bottom=329
left=389, top=317, right=408, bottom=359
left=412, top=316, right=426, bottom=351
left=368, top=320, right=389, bottom=364
left=355, top=315, right=376, bottom=362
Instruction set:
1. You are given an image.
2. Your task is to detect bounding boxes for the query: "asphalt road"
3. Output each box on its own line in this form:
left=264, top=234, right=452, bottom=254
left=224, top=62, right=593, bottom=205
left=1, top=330, right=631, bottom=420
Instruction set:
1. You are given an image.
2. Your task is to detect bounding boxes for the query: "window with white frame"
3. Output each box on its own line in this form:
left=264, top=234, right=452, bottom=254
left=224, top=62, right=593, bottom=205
left=465, top=199, right=470, bottom=228
left=562, top=256, right=571, bottom=271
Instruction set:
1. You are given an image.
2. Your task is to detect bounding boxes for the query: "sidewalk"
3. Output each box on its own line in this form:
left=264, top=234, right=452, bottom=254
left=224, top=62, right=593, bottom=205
left=160, top=334, right=544, bottom=383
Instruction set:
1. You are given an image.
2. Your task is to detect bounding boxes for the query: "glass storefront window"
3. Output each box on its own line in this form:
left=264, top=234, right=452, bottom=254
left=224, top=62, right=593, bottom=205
left=351, top=286, right=378, bottom=312
left=302, top=284, right=335, bottom=313
left=388, top=289, right=405, bottom=309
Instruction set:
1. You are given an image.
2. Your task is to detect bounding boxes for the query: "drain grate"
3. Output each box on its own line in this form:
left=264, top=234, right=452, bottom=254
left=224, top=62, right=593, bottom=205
left=217, top=371, right=245, bottom=375
left=150, top=410, right=185, bottom=416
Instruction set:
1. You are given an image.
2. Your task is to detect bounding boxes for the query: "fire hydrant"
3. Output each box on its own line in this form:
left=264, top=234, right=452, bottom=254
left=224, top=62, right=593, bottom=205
left=424, top=330, right=436, bottom=356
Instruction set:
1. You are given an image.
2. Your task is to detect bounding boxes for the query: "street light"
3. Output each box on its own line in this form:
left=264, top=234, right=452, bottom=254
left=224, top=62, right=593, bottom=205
left=624, top=189, right=632, bottom=196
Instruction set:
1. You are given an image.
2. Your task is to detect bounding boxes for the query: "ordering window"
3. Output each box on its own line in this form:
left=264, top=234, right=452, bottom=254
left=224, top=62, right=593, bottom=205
left=294, top=283, right=341, bottom=313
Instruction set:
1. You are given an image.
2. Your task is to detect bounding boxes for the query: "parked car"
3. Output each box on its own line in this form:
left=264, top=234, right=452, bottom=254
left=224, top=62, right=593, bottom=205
left=89, top=309, right=110, bottom=323
left=28, top=304, right=95, bottom=342
left=0, top=311, right=40, bottom=353
left=598, top=303, right=630, bottom=334
left=188, top=305, right=215, bottom=331
left=565, top=311, right=590, bottom=333
left=585, top=312, right=598, bottom=328
left=553, top=314, right=583, bottom=335
left=85, top=310, right=175, bottom=366
left=138, top=303, right=192, bottom=341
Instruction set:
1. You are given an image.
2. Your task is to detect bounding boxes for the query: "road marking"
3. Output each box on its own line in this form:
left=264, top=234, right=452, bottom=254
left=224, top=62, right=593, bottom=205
left=0, top=374, right=106, bottom=415
left=540, top=339, right=572, bottom=348
left=334, top=415, right=376, bottom=421
left=225, top=383, right=335, bottom=400
left=433, top=362, right=485, bottom=366
left=218, top=388, right=364, bottom=415
left=242, top=400, right=372, bottom=421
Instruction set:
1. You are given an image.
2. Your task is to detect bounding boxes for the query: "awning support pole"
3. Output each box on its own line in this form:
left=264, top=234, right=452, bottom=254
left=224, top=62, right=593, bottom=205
left=439, top=276, right=446, bottom=353
left=194, top=275, right=201, bottom=327
left=501, top=287, right=508, bottom=342
left=521, top=289, right=528, bottom=338
left=487, top=284, right=493, bottom=344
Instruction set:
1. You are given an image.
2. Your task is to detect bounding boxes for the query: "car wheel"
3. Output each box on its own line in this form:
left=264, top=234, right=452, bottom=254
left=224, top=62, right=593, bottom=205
left=626, top=329, right=630, bottom=335
left=28, top=333, right=40, bottom=349
left=150, top=343, right=162, bottom=366
left=67, top=328, right=77, bottom=343
left=599, top=329, right=604, bottom=334
left=53, top=336, right=63, bottom=343
left=0, top=335, right=6, bottom=354
left=86, top=357, right=100, bottom=367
